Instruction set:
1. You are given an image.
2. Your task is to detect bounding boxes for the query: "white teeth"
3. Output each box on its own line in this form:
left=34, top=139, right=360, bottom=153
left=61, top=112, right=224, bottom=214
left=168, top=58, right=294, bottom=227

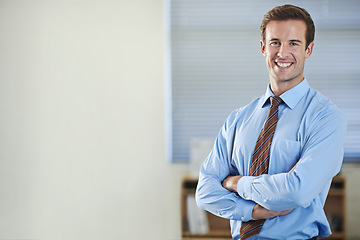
left=277, top=62, right=291, bottom=67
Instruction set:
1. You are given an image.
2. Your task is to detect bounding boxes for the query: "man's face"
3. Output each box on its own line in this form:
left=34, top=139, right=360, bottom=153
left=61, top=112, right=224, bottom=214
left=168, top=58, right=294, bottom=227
left=260, top=20, right=314, bottom=85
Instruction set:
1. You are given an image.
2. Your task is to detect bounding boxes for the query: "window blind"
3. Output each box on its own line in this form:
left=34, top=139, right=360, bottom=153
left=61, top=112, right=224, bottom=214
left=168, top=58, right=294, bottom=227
left=169, top=0, right=360, bottom=162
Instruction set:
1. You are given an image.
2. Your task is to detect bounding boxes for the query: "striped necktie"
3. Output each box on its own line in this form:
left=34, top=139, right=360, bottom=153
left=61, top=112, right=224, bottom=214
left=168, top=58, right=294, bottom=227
left=239, top=96, right=283, bottom=240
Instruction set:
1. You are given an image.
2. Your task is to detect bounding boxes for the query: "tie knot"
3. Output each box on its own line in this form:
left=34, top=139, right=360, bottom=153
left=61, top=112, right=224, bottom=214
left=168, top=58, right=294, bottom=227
left=270, top=96, right=283, bottom=107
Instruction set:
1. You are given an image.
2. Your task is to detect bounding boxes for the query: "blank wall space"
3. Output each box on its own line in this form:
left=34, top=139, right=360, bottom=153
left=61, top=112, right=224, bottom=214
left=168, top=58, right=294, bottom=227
left=0, top=0, right=187, bottom=239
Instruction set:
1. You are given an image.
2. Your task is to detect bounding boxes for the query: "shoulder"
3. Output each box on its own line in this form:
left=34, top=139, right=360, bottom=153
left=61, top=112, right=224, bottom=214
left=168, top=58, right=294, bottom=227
left=310, top=89, right=344, bottom=115
left=225, top=97, right=262, bottom=129
left=306, top=88, right=346, bottom=129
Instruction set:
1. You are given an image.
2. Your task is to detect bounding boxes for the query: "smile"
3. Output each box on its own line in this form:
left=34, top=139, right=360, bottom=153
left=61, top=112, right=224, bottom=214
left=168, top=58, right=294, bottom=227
left=276, top=62, right=292, bottom=67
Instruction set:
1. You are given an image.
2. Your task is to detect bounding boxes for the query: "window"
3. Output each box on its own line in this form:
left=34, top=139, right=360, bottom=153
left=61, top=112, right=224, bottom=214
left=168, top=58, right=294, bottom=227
left=167, top=0, right=360, bottom=163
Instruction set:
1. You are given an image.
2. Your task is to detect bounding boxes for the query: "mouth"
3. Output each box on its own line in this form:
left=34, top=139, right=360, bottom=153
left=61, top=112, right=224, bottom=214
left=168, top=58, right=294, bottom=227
left=275, top=60, right=293, bottom=69
left=274, top=58, right=294, bottom=70
left=274, top=59, right=294, bottom=71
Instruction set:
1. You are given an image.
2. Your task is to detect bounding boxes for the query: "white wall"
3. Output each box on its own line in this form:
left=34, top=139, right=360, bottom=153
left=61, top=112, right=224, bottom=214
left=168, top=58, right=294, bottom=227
left=0, top=0, right=187, bottom=239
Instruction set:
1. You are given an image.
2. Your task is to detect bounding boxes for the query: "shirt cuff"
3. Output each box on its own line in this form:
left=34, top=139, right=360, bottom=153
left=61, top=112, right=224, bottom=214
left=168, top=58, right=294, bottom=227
left=237, top=197, right=256, bottom=222
left=237, top=176, right=254, bottom=200
left=236, top=176, right=256, bottom=222
left=237, top=175, right=274, bottom=210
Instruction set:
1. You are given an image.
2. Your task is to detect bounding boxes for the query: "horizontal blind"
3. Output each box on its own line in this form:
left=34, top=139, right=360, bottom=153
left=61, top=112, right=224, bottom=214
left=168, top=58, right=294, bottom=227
left=170, top=0, right=360, bottom=162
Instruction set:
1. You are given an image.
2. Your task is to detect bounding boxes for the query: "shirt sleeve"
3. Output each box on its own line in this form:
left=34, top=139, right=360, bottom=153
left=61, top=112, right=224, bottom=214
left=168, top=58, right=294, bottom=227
left=236, top=106, right=347, bottom=211
left=195, top=110, right=256, bottom=222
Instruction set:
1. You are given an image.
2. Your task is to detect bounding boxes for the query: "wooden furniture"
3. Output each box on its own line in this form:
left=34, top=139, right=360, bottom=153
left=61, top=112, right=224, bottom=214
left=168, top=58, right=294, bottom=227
left=323, top=175, right=346, bottom=240
left=181, top=175, right=346, bottom=240
left=181, top=177, right=231, bottom=240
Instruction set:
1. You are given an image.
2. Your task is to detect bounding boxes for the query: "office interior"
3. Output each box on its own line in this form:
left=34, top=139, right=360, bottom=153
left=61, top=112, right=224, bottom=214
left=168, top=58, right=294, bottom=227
left=0, top=1, right=359, bottom=240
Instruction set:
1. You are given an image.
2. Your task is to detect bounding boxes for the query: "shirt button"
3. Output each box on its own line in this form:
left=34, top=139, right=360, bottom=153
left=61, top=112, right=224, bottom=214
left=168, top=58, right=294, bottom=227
left=244, top=193, right=247, bottom=198
left=263, top=199, right=267, bottom=203
left=241, top=217, right=245, bottom=221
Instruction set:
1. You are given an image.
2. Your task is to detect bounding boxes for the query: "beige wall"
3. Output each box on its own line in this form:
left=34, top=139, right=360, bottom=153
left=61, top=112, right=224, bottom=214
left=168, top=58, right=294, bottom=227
left=341, top=163, right=360, bottom=240
left=0, top=0, right=187, bottom=239
left=0, top=1, right=359, bottom=240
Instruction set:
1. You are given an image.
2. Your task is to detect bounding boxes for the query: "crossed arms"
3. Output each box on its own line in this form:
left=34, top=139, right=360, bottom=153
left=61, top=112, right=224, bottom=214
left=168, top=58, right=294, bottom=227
left=195, top=107, right=346, bottom=222
left=220, top=162, right=298, bottom=220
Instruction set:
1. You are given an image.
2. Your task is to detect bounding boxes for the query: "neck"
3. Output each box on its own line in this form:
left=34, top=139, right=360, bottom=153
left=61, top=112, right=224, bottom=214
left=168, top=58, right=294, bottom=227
left=269, top=77, right=304, bottom=96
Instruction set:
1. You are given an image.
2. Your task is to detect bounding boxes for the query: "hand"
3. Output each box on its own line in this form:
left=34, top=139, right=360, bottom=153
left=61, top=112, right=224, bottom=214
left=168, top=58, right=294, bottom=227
left=222, top=175, right=243, bottom=192
left=289, top=158, right=301, bottom=172
left=252, top=204, right=293, bottom=219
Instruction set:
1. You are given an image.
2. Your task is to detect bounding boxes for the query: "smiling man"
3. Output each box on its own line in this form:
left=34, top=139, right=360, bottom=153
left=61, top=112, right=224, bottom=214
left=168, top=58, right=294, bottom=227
left=261, top=19, right=314, bottom=96
left=195, top=4, right=346, bottom=240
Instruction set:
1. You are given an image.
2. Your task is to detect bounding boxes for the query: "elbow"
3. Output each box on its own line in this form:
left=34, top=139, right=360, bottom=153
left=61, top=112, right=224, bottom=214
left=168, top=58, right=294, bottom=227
left=264, top=189, right=312, bottom=211
left=286, top=191, right=312, bottom=208
left=264, top=173, right=313, bottom=210
left=195, top=183, right=207, bottom=210
left=282, top=174, right=313, bottom=208
left=195, top=189, right=203, bottom=209
left=195, top=177, right=217, bottom=211
left=262, top=190, right=311, bottom=211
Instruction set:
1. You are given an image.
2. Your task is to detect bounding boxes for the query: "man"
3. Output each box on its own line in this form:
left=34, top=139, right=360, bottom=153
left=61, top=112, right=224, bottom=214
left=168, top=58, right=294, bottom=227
left=195, top=4, right=346, bottom=240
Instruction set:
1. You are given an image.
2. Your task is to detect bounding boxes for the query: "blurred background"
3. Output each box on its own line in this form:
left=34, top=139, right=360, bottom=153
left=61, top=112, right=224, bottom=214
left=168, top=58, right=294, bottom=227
left=0, top=0, right=359, bottom=240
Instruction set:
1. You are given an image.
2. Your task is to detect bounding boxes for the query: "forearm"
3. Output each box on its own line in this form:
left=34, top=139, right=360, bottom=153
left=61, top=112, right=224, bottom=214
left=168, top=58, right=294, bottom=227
left=237, top=173, right=301, bottom=211
left=198, top=169, right=293, bottom=221
left=222, top=175, right=293, bottom=219
left=237, top=153, right=342, bottom=212
left=196, top=171, right=255, bottom=221
left=221, top=172, right=305, bottom=211
left=232, top=159, right=303, bottom=211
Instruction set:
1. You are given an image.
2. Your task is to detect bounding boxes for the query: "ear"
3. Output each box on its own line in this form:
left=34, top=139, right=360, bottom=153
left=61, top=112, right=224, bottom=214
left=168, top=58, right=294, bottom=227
left=260, top=40, right=266, bottom=56
left=305, top=41, right=314, bottom=58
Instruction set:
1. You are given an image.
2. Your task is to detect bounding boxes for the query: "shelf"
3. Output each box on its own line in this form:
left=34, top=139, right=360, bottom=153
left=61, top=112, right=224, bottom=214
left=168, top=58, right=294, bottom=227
left=328, top=189, right=345, bottom=196
left=183, top=230, right=232, bottom=240
left=183, top=229, right=231, bottom=237
left=323, top=231, right=345, bottom=240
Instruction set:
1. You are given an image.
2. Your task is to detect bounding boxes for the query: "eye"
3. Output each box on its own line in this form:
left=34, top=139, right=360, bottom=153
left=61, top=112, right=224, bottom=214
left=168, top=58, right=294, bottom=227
left=290, top=42, right=299, bottom=46
left=270, top=41, right=280, bottom=46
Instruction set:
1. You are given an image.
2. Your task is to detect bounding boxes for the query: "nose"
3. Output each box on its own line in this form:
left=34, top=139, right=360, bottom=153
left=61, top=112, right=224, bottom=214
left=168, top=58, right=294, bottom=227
left=277, top=44, right=291, bottom=58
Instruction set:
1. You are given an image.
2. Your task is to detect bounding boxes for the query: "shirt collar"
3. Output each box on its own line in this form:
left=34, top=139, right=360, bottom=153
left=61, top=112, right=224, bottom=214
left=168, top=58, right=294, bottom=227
left=262, top=78, right=310, bottom=110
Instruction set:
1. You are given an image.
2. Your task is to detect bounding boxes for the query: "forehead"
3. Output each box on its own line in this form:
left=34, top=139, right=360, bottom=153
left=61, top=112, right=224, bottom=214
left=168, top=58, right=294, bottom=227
left=265, top=20, right=307, bottom=41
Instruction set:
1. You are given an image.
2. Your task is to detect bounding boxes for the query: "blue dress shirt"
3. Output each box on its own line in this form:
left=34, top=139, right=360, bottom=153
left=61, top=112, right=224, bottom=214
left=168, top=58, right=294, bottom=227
left=195, top=79, right=347, bottom=239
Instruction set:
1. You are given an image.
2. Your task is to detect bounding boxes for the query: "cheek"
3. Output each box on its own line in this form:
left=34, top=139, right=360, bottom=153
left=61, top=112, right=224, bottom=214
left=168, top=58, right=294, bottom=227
left=266, top=50, right=276, bottom=60
left=266, top=54, right=275, bottom=64
left=266, top=57, right=274, bottom=70
left=293, top=51, right=304, bottom=60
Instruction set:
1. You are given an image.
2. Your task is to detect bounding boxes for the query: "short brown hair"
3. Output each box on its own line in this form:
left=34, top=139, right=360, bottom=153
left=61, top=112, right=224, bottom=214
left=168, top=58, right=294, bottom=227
left=260, top=4, right=315, bottom=49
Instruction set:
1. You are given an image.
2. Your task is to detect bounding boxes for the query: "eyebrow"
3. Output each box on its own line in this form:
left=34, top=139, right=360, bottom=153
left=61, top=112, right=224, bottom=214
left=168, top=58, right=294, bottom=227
left=289, top=39, right=302, bottom=43
left=269, top=38, right=280, bottom=42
